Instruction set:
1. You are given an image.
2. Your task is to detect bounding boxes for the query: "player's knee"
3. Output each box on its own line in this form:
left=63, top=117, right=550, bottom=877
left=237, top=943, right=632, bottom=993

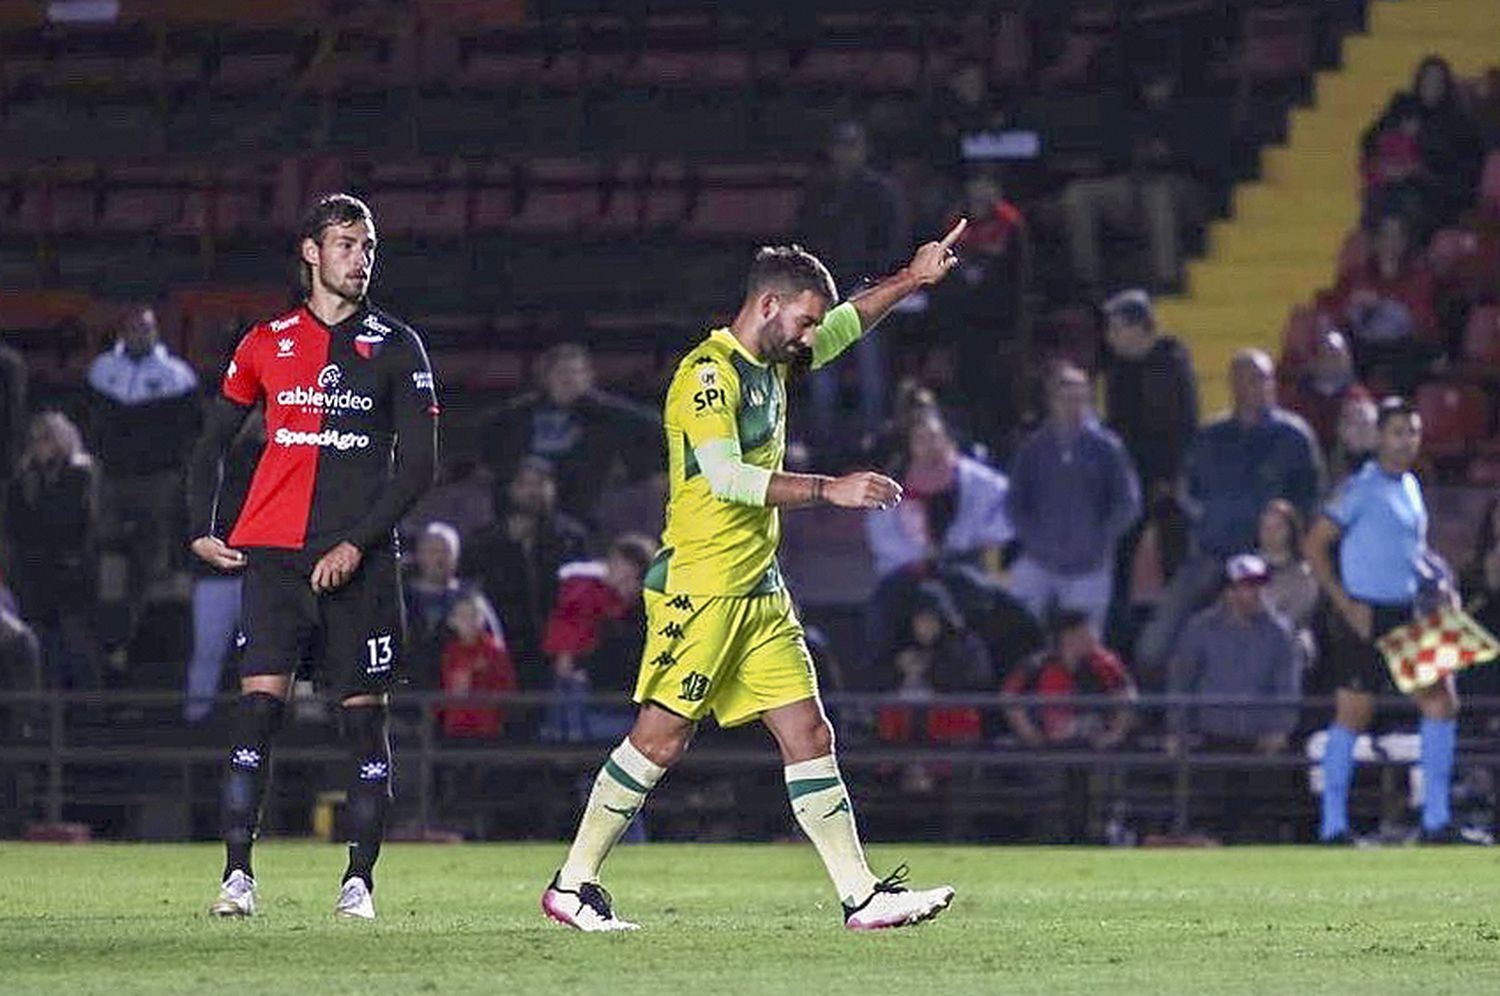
left=631, top=729, right=691, bottom=769
left=784, top=716, right=834, bottom=760
left=230, top=691, right=287, bottom=758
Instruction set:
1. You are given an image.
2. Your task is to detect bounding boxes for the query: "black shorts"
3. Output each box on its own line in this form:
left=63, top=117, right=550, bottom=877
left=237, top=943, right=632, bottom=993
left=239, top=547, right=405, bottom=698
left=1326, top=600, right=1414, bottom=695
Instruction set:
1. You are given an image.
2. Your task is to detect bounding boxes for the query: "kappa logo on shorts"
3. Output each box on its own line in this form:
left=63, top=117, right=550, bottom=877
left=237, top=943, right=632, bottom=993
left=359, top=760, right=390, bottom=781
left=231, top=748, right=262, bottom=770
left=667, top=595, right=694, bottom=612
left=679, top=671, right=710, bottom=702
left=650, top=651, right=677, bottom=668
left=658, top=623, right=685, bottom=640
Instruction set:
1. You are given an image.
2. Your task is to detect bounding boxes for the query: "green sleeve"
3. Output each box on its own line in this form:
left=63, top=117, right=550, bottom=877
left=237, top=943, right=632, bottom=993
left=810, top=302, right=864, bottom=371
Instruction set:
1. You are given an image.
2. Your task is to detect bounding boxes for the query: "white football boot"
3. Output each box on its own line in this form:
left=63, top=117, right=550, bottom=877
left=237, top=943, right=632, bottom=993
left=335, top=877, right=377, bottom=920
left=208, top=869, right=257, bottom=917
left=843, top=865, right=955, bottom=931
left=542, top=873, right=640, bottom=932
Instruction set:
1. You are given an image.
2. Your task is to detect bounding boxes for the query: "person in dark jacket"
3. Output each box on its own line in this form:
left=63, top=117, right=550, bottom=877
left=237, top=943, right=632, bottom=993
left=1101, top=289, right=1198, bottom=497
left=6, top=413, right=100, bottom=689
left=460, top=457, right=590, bottom=689
left=1135, top=350, right=1324, bottom=674
left=480, top=344, right=660, bottom=526
left=86, top=303, right=201, bottom=653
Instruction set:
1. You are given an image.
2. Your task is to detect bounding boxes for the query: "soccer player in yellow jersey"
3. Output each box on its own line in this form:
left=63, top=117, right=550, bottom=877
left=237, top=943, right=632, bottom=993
left=543, top=219, right=968, bottom=932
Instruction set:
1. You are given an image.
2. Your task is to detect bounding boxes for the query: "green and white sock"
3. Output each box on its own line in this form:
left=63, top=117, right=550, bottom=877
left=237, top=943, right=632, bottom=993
left=785, top=754, right=879, bottom=904
left=558, top=738, right=664, bottom=890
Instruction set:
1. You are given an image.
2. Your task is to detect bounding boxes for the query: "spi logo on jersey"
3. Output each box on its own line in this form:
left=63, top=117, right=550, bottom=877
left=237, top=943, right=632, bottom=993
left=693, top=387, right=727, bottom=412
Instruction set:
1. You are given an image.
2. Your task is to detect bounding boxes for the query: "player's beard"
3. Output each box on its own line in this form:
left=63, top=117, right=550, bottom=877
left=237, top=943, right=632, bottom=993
left=319, top=268, right=369, bottom=305
left=759, top=314, right=809, bottom=366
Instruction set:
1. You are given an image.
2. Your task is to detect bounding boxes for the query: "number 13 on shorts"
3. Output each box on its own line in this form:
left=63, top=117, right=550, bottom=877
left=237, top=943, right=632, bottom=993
left=365, top=634, right=395, bottom=675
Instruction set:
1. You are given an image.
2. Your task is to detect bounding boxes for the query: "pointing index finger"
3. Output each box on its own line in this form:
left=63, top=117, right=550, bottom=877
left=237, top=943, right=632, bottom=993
left=939, top=217, right=968, bottom=250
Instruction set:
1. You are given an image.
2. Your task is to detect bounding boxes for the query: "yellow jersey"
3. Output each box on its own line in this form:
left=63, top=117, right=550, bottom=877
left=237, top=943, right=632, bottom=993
left=648, top=328, right=789, bottom=596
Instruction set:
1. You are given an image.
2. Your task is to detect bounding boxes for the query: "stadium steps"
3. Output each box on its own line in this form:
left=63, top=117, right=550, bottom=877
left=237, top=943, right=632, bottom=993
left=1153, top=0, right=1500, bottom=413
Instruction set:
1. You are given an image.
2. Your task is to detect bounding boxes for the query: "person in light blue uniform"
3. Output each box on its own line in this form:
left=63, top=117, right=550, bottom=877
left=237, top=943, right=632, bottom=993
left=1305, top=397, right=1483, bottom=844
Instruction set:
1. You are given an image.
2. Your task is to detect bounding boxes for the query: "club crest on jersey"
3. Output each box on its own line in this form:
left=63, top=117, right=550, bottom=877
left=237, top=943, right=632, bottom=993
left=276, top=338, right=296, bottom=358
left=696, top=364, right=718, bottom=389
left=356, top=314, right=390, bottom=359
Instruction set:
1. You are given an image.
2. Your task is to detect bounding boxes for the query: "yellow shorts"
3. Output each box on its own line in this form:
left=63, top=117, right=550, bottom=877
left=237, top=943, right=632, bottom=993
left=632, top=587, right=818, bottom=728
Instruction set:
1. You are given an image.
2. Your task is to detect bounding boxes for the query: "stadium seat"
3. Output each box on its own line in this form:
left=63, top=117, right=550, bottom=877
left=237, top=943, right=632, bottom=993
left=623, top=51, right=752, bottom=89
left=1461, top=305, right=1500, bottom=377
left=1236, top=5, right=1314, bottom=84
left=1416, top=381, right=1492, bottom=458
left=99, top=188, right=181, bottom=232
left=683, top=186, right=800, bottom=239
left=470, top=186, right=514, bottom=232
left=1428, top=226, right=1500, bottom=299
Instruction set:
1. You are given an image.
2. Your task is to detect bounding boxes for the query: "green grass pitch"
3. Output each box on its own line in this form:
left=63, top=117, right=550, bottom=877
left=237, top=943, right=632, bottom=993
left=5, top=842, right=1500, bottom=995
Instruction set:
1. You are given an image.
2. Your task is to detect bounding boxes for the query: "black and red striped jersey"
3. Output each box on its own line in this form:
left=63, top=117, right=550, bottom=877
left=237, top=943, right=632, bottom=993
left=219, top=303, right=438, bottom=552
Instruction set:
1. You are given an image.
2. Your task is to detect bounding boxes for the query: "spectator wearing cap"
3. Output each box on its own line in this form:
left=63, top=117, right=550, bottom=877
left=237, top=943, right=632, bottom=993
left=797, top=119, right=912, bottom=447
left=481, top=343, right=661, bottom=526
left=1168, top=553, right=1304, bottom=841
left=460, top=457, right=590, bottom=689
left=1136, top=350, right=1324, bottom=674
left=1169, top=554, right=1302, bottom=751
left=1101, top=289, right=1198, bottom=499
left=1006, top=363, right=1140, bottom=635
left=1282, top=330, right=1372, bottom=456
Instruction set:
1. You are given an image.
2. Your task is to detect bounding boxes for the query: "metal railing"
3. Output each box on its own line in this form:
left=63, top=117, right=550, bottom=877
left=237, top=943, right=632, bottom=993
left=5, top=688, right=1500, bottom=842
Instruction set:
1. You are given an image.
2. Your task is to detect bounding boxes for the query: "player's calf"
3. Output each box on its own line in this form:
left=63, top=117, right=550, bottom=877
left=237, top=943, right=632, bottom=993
left=340, top=701, right=392, bottom=894
left=219, top=691, right=286, bottom=883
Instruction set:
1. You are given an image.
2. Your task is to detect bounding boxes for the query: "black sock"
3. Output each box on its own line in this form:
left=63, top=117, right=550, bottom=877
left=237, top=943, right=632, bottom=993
left=221, top=691, right=286, bottom=882
left=340, top=703, right=392, bottom=891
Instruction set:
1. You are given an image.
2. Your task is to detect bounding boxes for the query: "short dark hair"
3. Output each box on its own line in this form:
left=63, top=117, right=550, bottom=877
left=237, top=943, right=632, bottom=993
left=297, top=193, right=374, bottom=290
left=1048, top=607, right=1092, bottom=639
left=609, top=533, right=658, bottom=576
left=1376, top=395, right=1418, bottom=429
left=745, top=245, right=838, bottom=304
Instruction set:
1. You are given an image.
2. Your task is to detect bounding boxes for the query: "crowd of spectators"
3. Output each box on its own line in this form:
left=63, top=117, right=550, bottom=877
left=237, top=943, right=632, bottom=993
left=3, top=43, right=1500, bottom=844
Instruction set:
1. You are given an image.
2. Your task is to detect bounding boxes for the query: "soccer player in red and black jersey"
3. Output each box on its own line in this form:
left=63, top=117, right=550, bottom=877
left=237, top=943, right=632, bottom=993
left=187, top=194, right=438, bottom=920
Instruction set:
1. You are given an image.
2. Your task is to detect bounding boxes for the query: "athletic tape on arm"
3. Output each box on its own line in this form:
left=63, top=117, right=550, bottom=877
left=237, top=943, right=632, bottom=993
left=810, top=302, right=865, bottom=371
left=694, top=438, right=772, bottom=506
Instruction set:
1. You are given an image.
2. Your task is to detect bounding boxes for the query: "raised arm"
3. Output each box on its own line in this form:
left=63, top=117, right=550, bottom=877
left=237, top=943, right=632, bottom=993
left=811, top=218, right=968, bottom=370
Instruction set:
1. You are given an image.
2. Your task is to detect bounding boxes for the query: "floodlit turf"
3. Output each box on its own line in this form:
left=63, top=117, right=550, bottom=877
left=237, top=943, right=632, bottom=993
left=4, top=843, right=1500, bottom=995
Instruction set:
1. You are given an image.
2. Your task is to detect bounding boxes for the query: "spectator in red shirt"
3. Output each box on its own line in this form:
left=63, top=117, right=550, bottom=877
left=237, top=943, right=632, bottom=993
left=540, top=533, right=656, bottom=742
left=438, top=592, right=517, bottom=739
left=1323, top=214, right=1440, bottom=393
left=1002, top=609, right=1136, bottom=748
left=1282, top=330, right=1372, bottom=453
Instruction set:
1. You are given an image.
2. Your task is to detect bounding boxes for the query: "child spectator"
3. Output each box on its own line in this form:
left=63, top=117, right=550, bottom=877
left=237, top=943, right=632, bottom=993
left=438, top=592, right=516, bottom=739
left=1003, top=609, right=1136, bottom=748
